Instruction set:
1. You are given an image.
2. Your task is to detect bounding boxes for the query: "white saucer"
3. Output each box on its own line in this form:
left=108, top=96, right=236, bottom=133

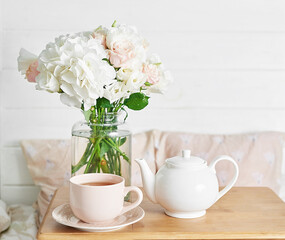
left=52, top=203, right=145, bottom=232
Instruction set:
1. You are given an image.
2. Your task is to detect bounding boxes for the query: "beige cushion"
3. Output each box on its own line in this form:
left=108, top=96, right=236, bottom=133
left=0, top=200, right=11, bottom=233
left=21, top=139, right=71, bottom=222
left=0, top=204, right=37, bottom=240
left=21, top=131, right=285, bottom=221
left=133, top=130, right=285, bottom=194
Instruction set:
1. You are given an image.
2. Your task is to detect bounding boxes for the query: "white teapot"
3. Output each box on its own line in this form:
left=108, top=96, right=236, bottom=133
left=135, top=150, right=239, bottom=218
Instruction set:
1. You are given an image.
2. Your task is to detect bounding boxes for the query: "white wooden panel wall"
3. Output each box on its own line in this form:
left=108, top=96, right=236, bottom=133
left=0, top=0, right=3, bottom=201
left=1, top=0, right=285, bottom=204
left=0, top=148, right=40, bottom=204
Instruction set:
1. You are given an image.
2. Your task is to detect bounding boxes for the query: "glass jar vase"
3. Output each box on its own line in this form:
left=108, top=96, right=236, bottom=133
left=71, top=112, right=131, bottom=187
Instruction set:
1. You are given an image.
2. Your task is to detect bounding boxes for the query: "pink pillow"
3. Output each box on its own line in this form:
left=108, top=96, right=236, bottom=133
left=133, top=130, right=285, bottom=195
left=21, top=140, right=71, bottom=222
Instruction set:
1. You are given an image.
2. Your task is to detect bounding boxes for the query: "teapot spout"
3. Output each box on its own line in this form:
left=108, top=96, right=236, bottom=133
left=135, top=158, right=157, bottom=203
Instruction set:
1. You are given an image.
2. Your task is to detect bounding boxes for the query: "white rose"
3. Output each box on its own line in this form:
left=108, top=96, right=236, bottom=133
left=104, top=81, right=128, bottom=103
left=117, top=68, right=145, bottom=91
left=143, top=54, right=173, bottom=93
left=92, top=26, right=108, bottom=49
left=104, top=67, right=146, bottom=103
left=106, top=24, right=147, bottom=69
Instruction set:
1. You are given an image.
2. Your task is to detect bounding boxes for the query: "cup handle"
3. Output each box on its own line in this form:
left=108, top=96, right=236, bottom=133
left=209, top=155, right=239, bottom=202
left=120, top=186, right=143, bottom=215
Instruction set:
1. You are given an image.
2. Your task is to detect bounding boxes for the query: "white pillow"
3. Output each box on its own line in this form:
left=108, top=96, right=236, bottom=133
left=0, top=200, right=11, bottom=233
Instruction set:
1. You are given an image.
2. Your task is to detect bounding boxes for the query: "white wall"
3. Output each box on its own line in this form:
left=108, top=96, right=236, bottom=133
left=1, top=0, right=285, bottom=203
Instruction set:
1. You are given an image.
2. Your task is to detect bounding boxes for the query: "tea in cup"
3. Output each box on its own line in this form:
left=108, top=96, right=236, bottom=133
left=69, top=173, right=143, bottom=223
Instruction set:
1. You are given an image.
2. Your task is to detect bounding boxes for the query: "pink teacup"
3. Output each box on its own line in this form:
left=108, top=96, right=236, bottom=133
left=69, top=173, right=143, bottom=223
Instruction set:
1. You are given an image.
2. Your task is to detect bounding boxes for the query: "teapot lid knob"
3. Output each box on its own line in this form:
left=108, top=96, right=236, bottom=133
left=182, top=150, right=191, bottom=158
left=166, top=149, right=206, bottom=168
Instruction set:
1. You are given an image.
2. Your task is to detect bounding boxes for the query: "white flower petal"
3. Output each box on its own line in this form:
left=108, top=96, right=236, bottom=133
left=17, top=48, right=38, bottom=75
left=60, top=82, right=77, bottom=97
left=36, top=71, right=60, bottom=93
left=60, top=93, right=82, bottom=108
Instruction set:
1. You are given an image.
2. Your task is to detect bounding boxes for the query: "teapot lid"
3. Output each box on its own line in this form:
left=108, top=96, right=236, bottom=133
left=166, top=150, right=206, bottom=168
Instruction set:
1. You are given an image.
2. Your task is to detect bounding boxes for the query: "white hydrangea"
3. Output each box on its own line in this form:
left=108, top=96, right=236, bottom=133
left=37, top=32, right=116, bottom=109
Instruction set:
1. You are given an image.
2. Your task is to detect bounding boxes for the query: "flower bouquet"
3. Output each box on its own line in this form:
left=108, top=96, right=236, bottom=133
left=18, top=21, right=172, bottom=180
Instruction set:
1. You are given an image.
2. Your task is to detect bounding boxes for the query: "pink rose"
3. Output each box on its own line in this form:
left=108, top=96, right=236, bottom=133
left=108, top=40, right=135, bottom=68
left=142, top=64, right=160, bottom=84
left=92, top=32, right=107, bottom=49
left=26, top=60, right=40, bottom=83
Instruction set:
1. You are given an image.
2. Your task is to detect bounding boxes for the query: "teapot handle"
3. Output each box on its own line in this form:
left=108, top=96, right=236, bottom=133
left=209, top=155, right=239, bottom=202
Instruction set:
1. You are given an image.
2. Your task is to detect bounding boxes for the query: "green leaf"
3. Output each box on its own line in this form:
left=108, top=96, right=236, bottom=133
left=118, top=137, right=127, bottom=146
left=83, top=109, right=92, bottom=122
left=96, top=98, right=114, bottom=108
left=94, top=25, right=102, bottom=31
left=102, top=58, right=120, bottom=71
left=99, top=141, right=111, bottom=158
left=102, top=58, right=111, bottom=66
left=121, top=107, right=129, bottom=121
left=144, top=82, right=152, bottom=86
left=124, top=92, right=150, bottom=111
left=112, top=20, right=117, bottom=27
